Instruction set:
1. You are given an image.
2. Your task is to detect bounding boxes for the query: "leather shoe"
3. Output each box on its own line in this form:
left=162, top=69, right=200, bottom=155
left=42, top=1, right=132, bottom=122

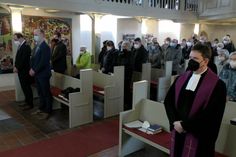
left=22, top=106, right=34, bottom=111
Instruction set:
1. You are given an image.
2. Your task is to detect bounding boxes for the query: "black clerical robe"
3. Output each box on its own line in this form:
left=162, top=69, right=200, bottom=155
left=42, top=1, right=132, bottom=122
left=164, top=69, right=226, bottom=157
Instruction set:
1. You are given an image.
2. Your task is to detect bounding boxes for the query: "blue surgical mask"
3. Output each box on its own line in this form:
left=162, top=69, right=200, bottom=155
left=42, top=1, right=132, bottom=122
left=151, top=45, right=156, bottom=50
left=34, top=35, right=40, bottom=42
left=170, top=42, right=177, bottom=47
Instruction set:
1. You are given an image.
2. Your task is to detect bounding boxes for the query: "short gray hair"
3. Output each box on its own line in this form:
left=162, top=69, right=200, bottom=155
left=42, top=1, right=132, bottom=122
left=217, top=49, right=229, bottom=58
left=229, top=52, right=236, bottom=58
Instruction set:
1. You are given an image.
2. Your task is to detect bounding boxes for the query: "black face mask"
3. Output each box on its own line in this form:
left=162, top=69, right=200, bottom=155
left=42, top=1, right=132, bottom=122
left=187, top=59, right=200, bottom=71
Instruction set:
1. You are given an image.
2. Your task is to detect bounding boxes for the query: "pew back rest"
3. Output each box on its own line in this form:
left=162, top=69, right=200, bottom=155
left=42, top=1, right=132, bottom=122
left=93, top=71, right=114, bottom=87
left=215, top=101, right=236, bottom=153
left=151, top=68, right=164, bottom=80
left=50, top=72, right=81, bottom=90
left=157, top=76, right=171, bottom=102
left=135, top=99, right=170, bottom=132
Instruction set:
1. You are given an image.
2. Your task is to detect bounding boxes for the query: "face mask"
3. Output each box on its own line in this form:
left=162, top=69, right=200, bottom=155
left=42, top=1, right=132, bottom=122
left=218, top=56, right=226, bottom=62
left=134, top=44, right=140, bottom=49
left=217, top=47, right=223, bottom=51
left=230, top=61, right=236, bottom=69
left=187, top=59, right=200, bottom=71
left=34, top=35, right=40, bottom=42
left=199, top=40, right=205, bottom=43
left=14, top=41, right=20, bottom=46
left=80, top=50, right=85, bottom=53
left=186, top=42, right=192, bottom=47
left=170, top=42, right=177, bottom=47
left=151, top=46, right=156, bottom=50
left=165, top=41, right=170, bottom=45
left=212, top=43, right=217, bottom=47
left=107, top=46, right=112, bottom=51
left=223, top=40, right=229, bottom=45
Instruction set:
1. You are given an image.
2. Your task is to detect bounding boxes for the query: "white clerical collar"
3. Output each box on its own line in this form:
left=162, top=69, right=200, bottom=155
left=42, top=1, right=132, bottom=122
left=185, top=68, right=208, bottom=91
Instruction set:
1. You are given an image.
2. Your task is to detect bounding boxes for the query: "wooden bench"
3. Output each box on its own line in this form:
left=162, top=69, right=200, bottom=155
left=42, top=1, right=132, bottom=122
left=119, top=80, right=230, bottom=157
left=50, top=69, right=93, bottom=128
left=131, top=63, right=151, bottom=98
left=150, top=61, right=172, bottom=87
left=93, top=66, right=124, bottom=118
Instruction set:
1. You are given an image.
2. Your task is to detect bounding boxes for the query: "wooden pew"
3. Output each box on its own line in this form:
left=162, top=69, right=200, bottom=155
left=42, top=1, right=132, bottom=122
left=93, top=66, right=124, bottom=118
left=150, top=61, right=172, bottom=101
left=50, top=69, right=93, bottom=128
left=151, top=61, right=172, bottom=82
left=132, top=63, right=151, bottom=98
left=119, top=80, right=231, bottom=157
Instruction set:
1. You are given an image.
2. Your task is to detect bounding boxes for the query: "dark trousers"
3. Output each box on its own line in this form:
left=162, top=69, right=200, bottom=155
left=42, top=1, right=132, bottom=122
left=35, top=76, right=52, bottom=113
left=18, top=73, right=33, bottom=107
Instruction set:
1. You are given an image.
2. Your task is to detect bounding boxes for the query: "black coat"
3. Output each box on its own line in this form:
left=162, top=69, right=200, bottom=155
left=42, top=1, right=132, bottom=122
left=117, top=50, right=133, bottom=79
left=102, top=48, right=119, bottom=74
left=15, top=41, right=31, bottom=75
left=132, top=45, right=148, bottom=72
left=51, top=41, right=67, bottom=73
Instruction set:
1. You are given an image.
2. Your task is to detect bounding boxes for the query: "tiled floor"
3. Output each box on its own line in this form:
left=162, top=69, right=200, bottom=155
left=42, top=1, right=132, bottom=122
left=0, top=90, right=166, bottom=157
left=0, top=90, right=120, bottom=156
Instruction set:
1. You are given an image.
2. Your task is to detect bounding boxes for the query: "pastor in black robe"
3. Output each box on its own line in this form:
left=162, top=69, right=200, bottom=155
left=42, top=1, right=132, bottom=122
left=164, top=69, right=226, bottom=157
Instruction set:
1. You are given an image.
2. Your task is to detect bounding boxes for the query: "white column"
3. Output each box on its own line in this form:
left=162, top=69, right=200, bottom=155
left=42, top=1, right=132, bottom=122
left=10, top=6, right=24, bottom=101
left=72, top=15, right=80, bottom=64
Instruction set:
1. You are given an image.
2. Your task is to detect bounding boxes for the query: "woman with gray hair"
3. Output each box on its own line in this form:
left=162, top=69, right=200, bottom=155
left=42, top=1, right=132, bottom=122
left=219, top=52, right=236, bottom=101
left=216, top=49, right=229, bottom=74
left=117, top=40, right=133, bottom=110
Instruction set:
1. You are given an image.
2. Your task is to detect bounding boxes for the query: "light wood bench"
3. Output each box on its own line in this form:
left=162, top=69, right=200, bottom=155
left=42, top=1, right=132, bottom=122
left=119, top=80, right=230, bottom=157
left=93, top=66, right=124, bottom=118
left=50, top=69, right=93, bottom=128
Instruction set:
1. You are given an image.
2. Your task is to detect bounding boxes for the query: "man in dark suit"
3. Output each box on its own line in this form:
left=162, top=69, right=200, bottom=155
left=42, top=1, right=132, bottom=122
left=51, top=32, right=67, bottom=74
left=30, top=29, right=52, bottom=119
left=13, top=33, right=33, bottom=110
left=132, top=37, right=148, bottom=72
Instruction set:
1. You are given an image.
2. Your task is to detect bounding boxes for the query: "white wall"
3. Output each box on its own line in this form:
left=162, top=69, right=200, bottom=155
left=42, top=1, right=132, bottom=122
left=117, top=18, right=142, bottom=43
left=117, top=18, right=196, bottom=45
left=80, top=15, right=92, bottom=56
left=145, top=19, right=159, bottom=37
left=100, top=15, right=118, bottom=47
left=200, top=24, right=236, bottom=43
left=180, top=23, right=195, bottom=41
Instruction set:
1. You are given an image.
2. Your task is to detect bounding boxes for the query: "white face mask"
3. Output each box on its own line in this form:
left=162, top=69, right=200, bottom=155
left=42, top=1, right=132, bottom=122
left=165, top=41, right=170, bottom=45
left=134, top=44, right=140, bottom=49
left=34, top=35, right=40, bottom=42
left=107, top=46, right=112, bottom=51
left=218, top=56, right=226, bottom=62
left=223, top=40, right=229, bottom=45
left=199, top=40, right=205, bottom=43
left=217, top=47, right=223, bottom=51
left=14, top=41, right=20, bottom=46
left=186, top=42, right=192, bottom=47
left=230, top=61, right=236, bottom=69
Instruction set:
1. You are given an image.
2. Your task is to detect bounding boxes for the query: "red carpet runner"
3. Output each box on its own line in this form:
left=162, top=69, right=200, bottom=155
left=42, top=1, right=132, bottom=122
left=0, top=119, right=119, bottom=157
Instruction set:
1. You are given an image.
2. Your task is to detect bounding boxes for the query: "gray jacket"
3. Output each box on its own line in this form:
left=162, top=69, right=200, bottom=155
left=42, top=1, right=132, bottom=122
left=163, top=46, right=182, bottom=72
left=219, top=63, right=236, bottom=101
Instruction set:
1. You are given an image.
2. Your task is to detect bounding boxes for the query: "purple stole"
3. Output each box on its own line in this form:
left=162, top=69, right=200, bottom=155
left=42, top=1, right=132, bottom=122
left=170, top=69, right=219, bottom=157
